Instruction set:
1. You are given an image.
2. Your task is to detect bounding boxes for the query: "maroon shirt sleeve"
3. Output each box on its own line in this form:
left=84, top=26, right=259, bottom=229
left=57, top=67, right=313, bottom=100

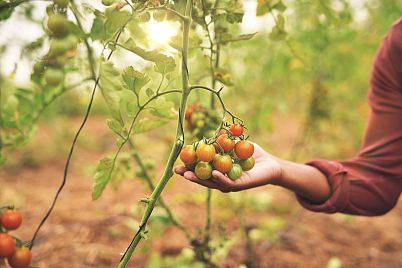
left=297, top=18, right=402, bottom=216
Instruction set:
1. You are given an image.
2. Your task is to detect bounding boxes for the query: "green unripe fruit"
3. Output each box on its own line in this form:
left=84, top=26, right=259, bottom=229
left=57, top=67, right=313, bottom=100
left=239, top=157, right=255, bottom=171
left=228, top=164, right=243, bottom=180
left=153, top=10, right=166, bottom=22
left=139, top=12, right=150, bottom=23
left=49, top=39, right=70, bottom=55
left=53, top=0, right=69, bottom=8
left=66, top=35, right=79, bottom=49
left=101, top=0, right=115, bottom=6
left=47, top=14, right=69, bottom=38
left=44, top=68, right=64, bottom=86
left=196, top=120, right=205, bottom=128
left=195, top=161, right=212, bottom=180
left=33, top=62, right=45, bottom=75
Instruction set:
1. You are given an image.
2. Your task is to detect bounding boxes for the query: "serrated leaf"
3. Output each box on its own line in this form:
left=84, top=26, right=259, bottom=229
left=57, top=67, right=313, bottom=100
left=92, top=157, right=114, bottom=200
left=107, top=118, right=124, bottom=135
left=90, top=17, right=105, bottom=40
left=122, top=66, right=150, bottom=95
left=149, top=97, right=177, bottom=119
left=99, top=60, right=124, bottom=123
left=133, top=118, right=167, bottom=134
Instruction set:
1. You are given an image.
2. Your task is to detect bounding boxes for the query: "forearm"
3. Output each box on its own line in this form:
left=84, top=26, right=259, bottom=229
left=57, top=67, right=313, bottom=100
left=275, top=159, right=331, bottom=203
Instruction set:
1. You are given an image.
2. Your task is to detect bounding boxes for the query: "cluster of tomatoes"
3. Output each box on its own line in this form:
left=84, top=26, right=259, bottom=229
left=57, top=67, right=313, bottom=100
left=0, top=208, right=32, bottom=268
left=180, top=123, right=255, bottom=180
left=33, top=0, right=78, bottom=87
left=185, top=102, right=221, bottom=140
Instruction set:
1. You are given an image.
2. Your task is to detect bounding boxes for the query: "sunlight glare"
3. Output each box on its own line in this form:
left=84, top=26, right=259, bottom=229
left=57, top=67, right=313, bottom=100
left=147, top=20, right=178, bottom=45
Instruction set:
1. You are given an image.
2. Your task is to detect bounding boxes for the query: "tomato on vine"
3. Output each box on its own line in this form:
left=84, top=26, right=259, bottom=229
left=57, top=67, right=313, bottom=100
left=195, top=161, right=212, bottom=180
left=213, top=154, right=233, bottom=173
left=0, top=233, right=16, bottom=258
left=216, top=134, right=235, bottom=153
left=196, top=143, right=215, bottom=162
left=47, top=14, right=69, bottom=38
left=229, top=123, right=244, bottom=137
left=7, top=247, right=32, bottom=268
left=1, top=209, right=22, bottom=230
left=235, top=140, right=254, bottom=159
left=44, top=68, right=64, bottom=86
left=228, top=164, right=243, bottom=180
left=179, top=145, right=197, bottom=165
left=239, top=157, right=255, bottom=171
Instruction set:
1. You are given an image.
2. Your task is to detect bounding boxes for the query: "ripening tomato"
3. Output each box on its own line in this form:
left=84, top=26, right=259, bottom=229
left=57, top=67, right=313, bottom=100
left=180, top=145, right=197, bottom=165
left=47, top=14, right=69, bottom=38
left=227, top=164, right=243, bottom=180
left=1, top=210, right=22, bottom=230
left=216, top=134, right=235, bottom=153
left=195, top=161, right=212, bottom=180
left=196, top=144, right=216, bottom=162
left=7, top=247, right=32, bottom=268
left=213, top=154, right=233, bottom=173
left=0, top=233, right=16, bottom=258
left=185, top=107, right=194, bottom=121
left=235, top=140, right=254, bottom=159
left=229, top=123, right=244, bottom=137
left=216, top=128, right=228, bottom=136
left=239, top=157, right=255, bottom=171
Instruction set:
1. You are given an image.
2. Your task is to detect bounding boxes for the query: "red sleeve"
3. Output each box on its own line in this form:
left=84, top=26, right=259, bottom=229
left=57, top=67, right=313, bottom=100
left=297, top=18, right=402, bottom=216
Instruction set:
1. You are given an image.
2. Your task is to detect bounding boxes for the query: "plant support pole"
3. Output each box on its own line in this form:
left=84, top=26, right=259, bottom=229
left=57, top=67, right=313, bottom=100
left=118, top=1, right=193, bottom=267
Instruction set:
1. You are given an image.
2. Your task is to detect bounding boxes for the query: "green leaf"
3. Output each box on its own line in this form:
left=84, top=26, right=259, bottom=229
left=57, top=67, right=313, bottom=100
left=107, top=118, right=124, bottom=136
left=133, top=118, right=167, bottom=134
left=256, top=0, right=280, bottom=16
left=104, top=9, right=131, bottom=37
left=149, top=97, right=177, bottom=119
left=122, top=66, right=150, bottom=95
left=92, top=157, right=114, bottom=200
left=99, top=60, right=124, bottom=123
left=220, top=32, right=257, bottom=44
left=123, top=39, right=176, bottom=73
left=90, top=17, right=106, bottom=40
left=0, top=1, right=15, bottom=21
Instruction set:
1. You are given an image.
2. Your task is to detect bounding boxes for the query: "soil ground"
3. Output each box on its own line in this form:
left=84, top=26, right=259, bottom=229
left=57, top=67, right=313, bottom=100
left=1, top=116, right=401, bottom=268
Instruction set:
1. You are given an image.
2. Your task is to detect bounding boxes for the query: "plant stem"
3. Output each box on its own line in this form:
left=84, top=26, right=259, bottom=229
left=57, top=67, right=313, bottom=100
left=118, top=1, right=193, bottom=267
left=128, top=140, right=192, bottom=241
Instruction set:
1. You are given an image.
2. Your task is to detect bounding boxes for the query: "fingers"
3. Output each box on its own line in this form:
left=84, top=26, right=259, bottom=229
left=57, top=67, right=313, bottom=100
left=183, top=171, right=219, bottom=189
left=211, top=170, right=236, bottom=187
left=174, top=165, right=188, bottom=175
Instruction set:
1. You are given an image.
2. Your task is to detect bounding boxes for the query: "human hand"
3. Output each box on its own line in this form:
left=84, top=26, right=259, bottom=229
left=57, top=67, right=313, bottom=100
left=174, top=143, right=283, bottom=192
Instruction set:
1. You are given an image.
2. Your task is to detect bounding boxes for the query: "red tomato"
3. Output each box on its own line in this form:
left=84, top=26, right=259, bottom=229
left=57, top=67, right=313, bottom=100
left=239, top=157, right=255, bottom=171
left=216, top=134, right=235, bottom=153
left=235, top=140, right=254, bottom=159
left=0, top=233, right=16, bottom=258
left=196, top=144, right=216, bottom=162
left=216, top=128, right=228, bottom=136
left=229, top=123, right=244, bottom=137
left=180, top=145, right=197, bottom=165
left=7, top=247, right=32, bottom=268
left=195, top=161, right=212, bottom=180
left=213, top=154, right=233, bottom=173
left=1, top=210, right=22, bottom=230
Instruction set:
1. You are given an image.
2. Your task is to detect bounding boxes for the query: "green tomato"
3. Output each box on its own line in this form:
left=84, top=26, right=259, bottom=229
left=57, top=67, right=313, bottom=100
left=66, top=35, right=79, bottom=50
left=101, top=0, right=115, bottom=6
left=195, top=161, right=212, bottom=180
left=153, top=10, right=166, bottom=22
left=44, top=68, right=64, bottom=86
left=227, top=164, right=242, bottom=180
left=239, top=157, right=255, bottom=171
left=33, top=62, right=45, bottom=75
left=49, top=39, right=70, bottom=55
left=47, top=14, right=69, bottom=38
left=53, top=0, right=69, bottom=8
left=196, top=119, right=205, bottom=128
left=139, top=12, right=151, bottom=23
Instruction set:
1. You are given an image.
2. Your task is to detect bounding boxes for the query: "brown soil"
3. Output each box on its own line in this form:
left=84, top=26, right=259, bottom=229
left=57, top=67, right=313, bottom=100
left=1, top=116, right=401, bottom=268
